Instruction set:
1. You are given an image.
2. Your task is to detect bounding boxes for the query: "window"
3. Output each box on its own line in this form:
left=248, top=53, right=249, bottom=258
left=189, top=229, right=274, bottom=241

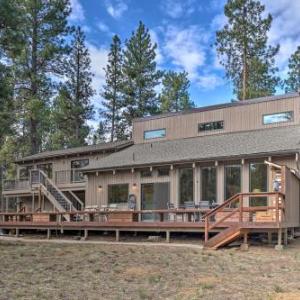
left=19, top=165, right=33, bottom=180
left=249, top=163, right=268, bottom=206
left=198, top=121, right=224, bottom=132
left=108, top=184, right=129, bottom=204
left=71, top=159, right=89, bottom=182
left=71, top=159, right=89, bottom=169
left=224, top=165, right=241, bottom=200
left=157, top=167, right=170, bottom=177
left=179, top=168, right=194, bottom=205
left=263, top=111, right=293, bottom=125
left=140, top=169, right=152, bottom=177
left=201, top=167, right=217, bottom=204
left=37, top=163, right=53, bottom=178
left=144, top=128, right=166, bottom=140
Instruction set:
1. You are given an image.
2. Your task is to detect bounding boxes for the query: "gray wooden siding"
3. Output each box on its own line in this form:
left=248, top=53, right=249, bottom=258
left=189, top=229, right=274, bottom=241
left=86, top=155, right=298, bottom=222
left=133, top=96, right=300, bottom=144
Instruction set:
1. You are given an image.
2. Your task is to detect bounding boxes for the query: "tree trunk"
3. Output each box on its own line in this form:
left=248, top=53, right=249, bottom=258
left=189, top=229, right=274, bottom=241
left=242, top=6, right=248, bottom=101
left=30, top=2, right=39, bottom=154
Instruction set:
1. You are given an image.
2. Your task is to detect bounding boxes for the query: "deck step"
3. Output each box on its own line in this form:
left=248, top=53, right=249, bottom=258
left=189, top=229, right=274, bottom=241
left=204, top=225, right=243, bottom=249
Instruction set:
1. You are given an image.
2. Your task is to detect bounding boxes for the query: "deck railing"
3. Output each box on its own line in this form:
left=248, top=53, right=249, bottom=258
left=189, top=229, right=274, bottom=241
left=0, top=208, right=210, bottom=224
left=55, top=169, right=87, bottom=185
left=204, top=192, right=285, bottom=242
left=3, top=179, right=30, bottom=191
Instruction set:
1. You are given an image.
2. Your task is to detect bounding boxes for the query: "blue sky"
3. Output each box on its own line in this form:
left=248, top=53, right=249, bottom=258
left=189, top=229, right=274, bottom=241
left=69, top=0, right=300, bottom=116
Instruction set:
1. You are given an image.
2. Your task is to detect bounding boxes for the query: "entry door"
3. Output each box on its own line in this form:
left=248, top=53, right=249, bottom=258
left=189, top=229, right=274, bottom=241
left=141, top=183, right=170, bottom=221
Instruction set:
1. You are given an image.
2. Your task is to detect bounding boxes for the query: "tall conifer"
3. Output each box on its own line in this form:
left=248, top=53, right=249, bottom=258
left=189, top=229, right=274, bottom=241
left=216, top=0, right=280, bottom=100
left=51, top=27, right=94, bottom=149
left=122, top=21, right=162, bottom=133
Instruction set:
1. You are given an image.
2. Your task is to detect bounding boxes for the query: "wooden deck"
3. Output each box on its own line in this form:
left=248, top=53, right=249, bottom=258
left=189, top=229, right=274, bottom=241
left=0, top=192, right=288, bottom=247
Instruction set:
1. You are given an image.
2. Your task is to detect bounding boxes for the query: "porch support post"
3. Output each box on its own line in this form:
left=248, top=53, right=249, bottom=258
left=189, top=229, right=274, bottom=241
left=47, top=228, right=51, bottom=239
left=15, top=228, right=19, bottom=237
left=115, top=229, right=120, bottom=242
left=166, top=230, right=170, bottom=243
left=275, top=228, right=283, bottom=250
left=83, top=229, right=88, bottom=240
left=32, top=192, right=35, bottom=212
left=240, top=232, right=249, bottom=251
left=268, top=232, right=272, bottom=244
left=291, top=228, right=295, bottom=239
left=284, top=228, right=288, bottom=246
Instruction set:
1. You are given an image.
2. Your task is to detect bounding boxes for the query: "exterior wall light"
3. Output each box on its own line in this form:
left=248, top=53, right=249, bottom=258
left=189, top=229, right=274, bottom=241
left=98, top=185, right=103, bottom=191
left=132, top=183, right=137, bottom=189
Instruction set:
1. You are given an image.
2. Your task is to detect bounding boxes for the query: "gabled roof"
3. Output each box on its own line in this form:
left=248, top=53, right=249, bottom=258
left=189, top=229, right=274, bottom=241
left=134, top=92, right=300, bottom=123
left=83, top=125, right=300, bottom=172
left=15, top=140, right=133, bottom=163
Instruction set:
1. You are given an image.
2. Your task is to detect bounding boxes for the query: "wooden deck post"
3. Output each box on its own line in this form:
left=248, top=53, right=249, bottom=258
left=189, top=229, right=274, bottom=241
left=166, top=230, right=170, bottom=243
left=116, top=229, right=120, bottom=242
left=240, top=232, right=249, bottom=251
left=15, top=228, right=19, bottom=237
left=47, top=229, right=51, bottom=239
left=268, top=232, right=272, bottom=244
left=83, top=229, right=88, bottom=240
left=275, top=228, right=283, bottom=250
left=204, top=217, right=209, bottom=243
left=284, top=228, right=288, bottom=246
left=239, top=195, right=243, bottom=223
left=291, top=228, right=295, bottom=239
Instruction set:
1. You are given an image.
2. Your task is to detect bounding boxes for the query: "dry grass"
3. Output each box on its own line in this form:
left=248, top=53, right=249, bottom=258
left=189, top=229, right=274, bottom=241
left=1, top=238, right=300, bottom=300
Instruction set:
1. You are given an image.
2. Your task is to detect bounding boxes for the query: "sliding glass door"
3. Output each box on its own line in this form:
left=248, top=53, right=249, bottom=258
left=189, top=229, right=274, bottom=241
left=249, top=163, right=268, bottom=206
left=141, top=183, right=170, bottom=221
left=224, top=165, right=241, bottom=200
left=201, top=167, right=217, bottom=204
left=178, top=168, right=194, bottom=206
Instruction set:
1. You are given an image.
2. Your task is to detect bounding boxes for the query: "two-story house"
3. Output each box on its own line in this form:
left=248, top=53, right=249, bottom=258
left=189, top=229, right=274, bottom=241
left=1, top=92, right=300, bottom=249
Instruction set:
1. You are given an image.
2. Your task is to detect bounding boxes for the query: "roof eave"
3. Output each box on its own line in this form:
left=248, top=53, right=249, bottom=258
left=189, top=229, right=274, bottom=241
left=14, top=141, right=133, bottom=164
left=82, top=149, right=300, bottom=174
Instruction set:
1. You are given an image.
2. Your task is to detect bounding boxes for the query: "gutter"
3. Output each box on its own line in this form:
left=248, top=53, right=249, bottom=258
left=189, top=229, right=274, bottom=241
left=82, top=149, right=299, bottom=174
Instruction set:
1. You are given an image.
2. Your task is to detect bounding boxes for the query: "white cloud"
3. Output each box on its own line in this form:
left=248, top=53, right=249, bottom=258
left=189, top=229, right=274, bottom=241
left=211, top=13, right=227, bottom=31
left=69, top=0, right=85, bottom=21
left=163, top=25, right=209, bottom=80
left=105, top=0, right=128, bottom=19
left=87, top=43, right=109, bottom=108
left=197, top=74, right=224, bottom=90
left=97, top=21, right=111, bottom=34
left=161, top=0, right=197, bottom=18
left=262, top=0, right=300, bottom=75
left=149, top=29, right=164, bottom=65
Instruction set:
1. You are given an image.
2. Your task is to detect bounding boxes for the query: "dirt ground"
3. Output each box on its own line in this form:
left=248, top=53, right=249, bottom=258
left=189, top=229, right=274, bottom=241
left=1, top=235, right=300, bottom=300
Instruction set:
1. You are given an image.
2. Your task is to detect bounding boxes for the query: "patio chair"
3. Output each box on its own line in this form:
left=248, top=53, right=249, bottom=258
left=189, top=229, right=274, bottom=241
left=167, top=202, right=175, bottom=221
left=184, top=201, right=196, bottom=222
left=199, top=201, right=210, bottom=209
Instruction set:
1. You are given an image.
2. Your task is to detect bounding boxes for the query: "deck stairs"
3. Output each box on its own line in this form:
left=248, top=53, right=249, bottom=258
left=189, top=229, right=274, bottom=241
left=204, top=224, right=246, bottom=249
left=30, top=169, right=77, bottom=220
left=203, top=193, right=248, bottom=250
left=63, top=190, right=84, bottom=210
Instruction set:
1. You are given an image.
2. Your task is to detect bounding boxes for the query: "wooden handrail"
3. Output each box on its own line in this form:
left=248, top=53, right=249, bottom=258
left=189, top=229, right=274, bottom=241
left=203, top=193, right=240, bottom=218
left=204, top=192, right=285, bottom=243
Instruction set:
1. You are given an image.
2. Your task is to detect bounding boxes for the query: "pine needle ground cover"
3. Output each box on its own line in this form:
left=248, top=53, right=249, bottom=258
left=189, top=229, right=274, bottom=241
left=1, top=239, right=300, bottom=300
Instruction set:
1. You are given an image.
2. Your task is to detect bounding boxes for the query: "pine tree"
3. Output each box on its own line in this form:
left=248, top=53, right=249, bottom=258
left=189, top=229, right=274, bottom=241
left=216, top=0, right=280, bottom=100
left=122, top=21, right=162, bottom=132
left=284, top=46, right=300, bottom=93
left=160, top=71, right=194, bottom=112
left=0, top=0, right=24, bottom=145
left=51, top=27, right=94, bottom=149
left=10, top=0, right=71, bottom=154
left=92, top=121, right=106, bottom=145
left=101, top=35, right=124, bottom=142
left=0, top=64, right=14, bottom=145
